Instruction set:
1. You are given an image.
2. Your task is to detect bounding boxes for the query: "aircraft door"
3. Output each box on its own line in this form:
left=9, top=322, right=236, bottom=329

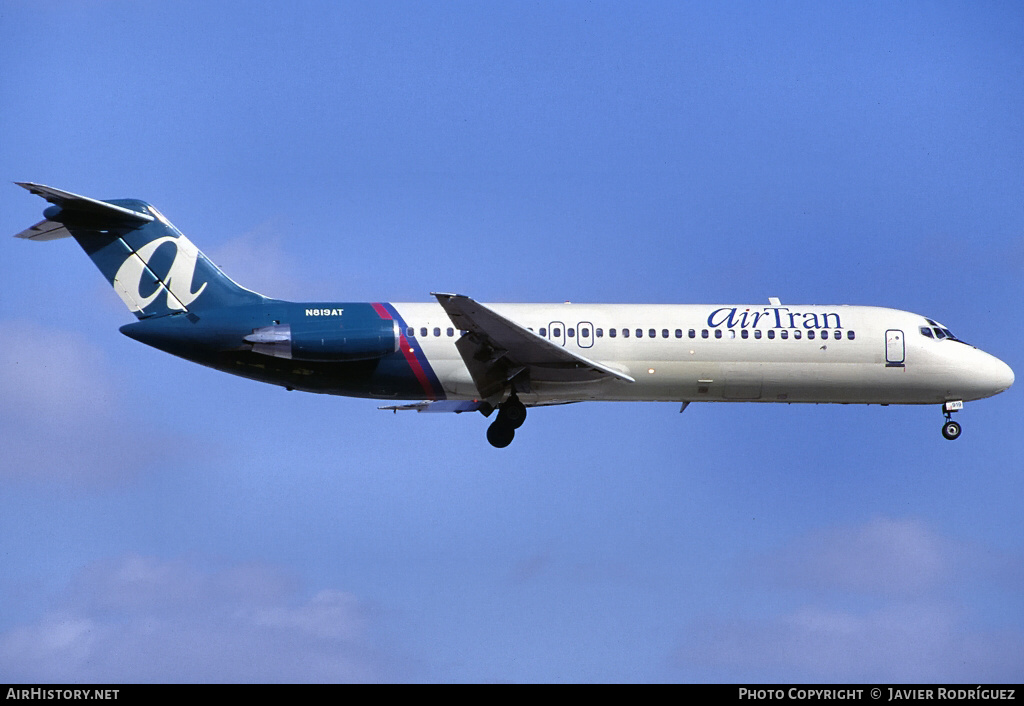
left=885, top=329, right=905, bottom=367
left=548, top=321, right=565, bottom=346
left=577, top=321, right=594, bottom=349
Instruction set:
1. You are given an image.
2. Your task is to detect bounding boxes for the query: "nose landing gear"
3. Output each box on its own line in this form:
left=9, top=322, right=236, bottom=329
left=942, top=419, right=961, bottom=440
left=941, top=400, right=963, bottom=440
left=486, top=393, right=527, bottom=448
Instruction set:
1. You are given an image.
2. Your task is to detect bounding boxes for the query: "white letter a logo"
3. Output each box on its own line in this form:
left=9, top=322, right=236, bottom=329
left=113, top=235, right=208, bottom=313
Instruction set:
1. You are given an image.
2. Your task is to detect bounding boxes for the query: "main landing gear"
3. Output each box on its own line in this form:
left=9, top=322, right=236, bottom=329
left=486, top=393, right=527, bottom=448
left=941, top=400, right=963, bottom=441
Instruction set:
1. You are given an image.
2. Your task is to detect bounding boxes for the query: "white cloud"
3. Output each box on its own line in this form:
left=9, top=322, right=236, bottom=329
left=254, top=590, right=366, bottom=641
left=0, top=321, right=112, bottom=420
left=0, top=321, right=172, bottom=484
left=0, top=555, right=397, bottom=683
left=765, top=516, right=950, bottom=596
left=680, top=600, right=1024, bottom=682
left=205, top=223, right=305, bottom=300
left=676, top=517, right=1024, bottom=682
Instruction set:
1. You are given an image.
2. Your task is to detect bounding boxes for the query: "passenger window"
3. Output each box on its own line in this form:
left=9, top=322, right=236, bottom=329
left=793, top=330, right=801, bottom=340
left=781, top=330, right=789, bottom=339
left=581, top=328, right=590, bottom=338
left=567, top=328, right=575, bottom=337
left=420, top=327, right=428, bottom=337
left=650, top=329, right=657, bottom=338
left=540, top=327, right=547, bottom=337
left=767, top=330, right=775, bottom=339
left=553, top=328, right=561, bottom=337
left=754, top=330, right=762, bottom=339
left=834, top=331, right=841, bottom=339
left=596, top=328, right=603, bottom=338
left=847, top=331, right=855, bottom=340
left=623, top=329, right=629, bottom=338
left=661, top=329, right=668, bottom=338
left=675, top=329, right=682, bottom=338
left=689, top=329, right=696, bottom=339
left=609, top=328, right=616, bottom=338
left=407, top=327, right=414, bottom=337
left=433, top=327, right=441, bottom=337
left=820, top=330, right=827, bottom=340
left=636, top=329, right=643, bottom=338
left=447, top=327, right=454, bottom=337
left=728, top=330, right=736, bottom=339
left=701, top=329, right=709, bottom=339
left=741, top=329, right=749, bottom=339
left=715, top=329, right=723, bottom=339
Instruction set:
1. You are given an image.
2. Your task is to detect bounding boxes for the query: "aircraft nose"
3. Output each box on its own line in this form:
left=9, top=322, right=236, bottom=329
left=994, top=357, right=1014, bottom=393
left=978, top=353, right=1014, bottom=396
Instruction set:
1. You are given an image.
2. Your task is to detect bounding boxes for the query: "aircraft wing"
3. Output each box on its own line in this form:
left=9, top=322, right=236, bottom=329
left=379, top=400, right=487, bottom=413
left=379, top=399, right=582, bottom=414
left=432, top=292, right=635, bottom=399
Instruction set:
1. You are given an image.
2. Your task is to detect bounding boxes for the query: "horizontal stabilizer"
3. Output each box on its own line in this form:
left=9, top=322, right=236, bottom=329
left=15, top=182, right=154, bottom=225
left=14, top=219, right=72, bottom=241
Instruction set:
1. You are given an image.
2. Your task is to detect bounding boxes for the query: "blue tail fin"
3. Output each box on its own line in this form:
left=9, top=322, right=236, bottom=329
left=15, top=183, right=264, bottom=318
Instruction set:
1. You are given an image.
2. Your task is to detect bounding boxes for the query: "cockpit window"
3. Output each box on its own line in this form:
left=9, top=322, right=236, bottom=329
left=923, top=318, right=962, bottom=343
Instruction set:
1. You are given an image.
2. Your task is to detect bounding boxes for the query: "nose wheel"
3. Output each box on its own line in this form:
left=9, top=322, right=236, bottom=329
left=486, top=394, right=527, bottom=448
left=942, top=419, right=961, bottom=440
left=941, top=401, right=963, bottom=441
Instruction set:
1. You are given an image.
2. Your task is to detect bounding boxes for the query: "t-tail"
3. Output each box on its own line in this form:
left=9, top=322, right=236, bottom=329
left=14, top=182, right=264, bottom=317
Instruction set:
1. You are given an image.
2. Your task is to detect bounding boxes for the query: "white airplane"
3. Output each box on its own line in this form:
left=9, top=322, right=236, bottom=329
left=16, top=183, right=1015, bottom=447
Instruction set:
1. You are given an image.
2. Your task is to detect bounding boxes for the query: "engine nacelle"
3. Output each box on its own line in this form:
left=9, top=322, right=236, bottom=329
left=244, top=320, right=400, bottom=362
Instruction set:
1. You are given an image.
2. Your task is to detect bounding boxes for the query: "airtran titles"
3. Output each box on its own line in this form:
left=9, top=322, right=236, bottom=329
left=708, top=306, right=842, bottom=330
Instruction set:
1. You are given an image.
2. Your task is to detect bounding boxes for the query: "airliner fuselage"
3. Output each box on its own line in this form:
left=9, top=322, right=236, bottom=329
left=123, top=300, right=1011, bottom=406
left=16, top=183, right=1014, bottom=447
left=378, top=302, right=1012, bottom=406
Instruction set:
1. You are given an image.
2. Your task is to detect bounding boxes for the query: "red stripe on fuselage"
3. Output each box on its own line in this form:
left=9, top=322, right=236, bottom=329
left=370, top=301, right=392, bottom=320
left=372, top=302, right=438, bottom=400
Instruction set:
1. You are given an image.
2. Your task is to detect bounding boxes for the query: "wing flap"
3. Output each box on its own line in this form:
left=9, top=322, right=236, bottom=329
left=379, top=400, right=486, bottom=413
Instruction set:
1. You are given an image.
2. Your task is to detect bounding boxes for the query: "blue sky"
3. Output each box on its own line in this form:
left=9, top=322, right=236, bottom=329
left=1, top=1, right=1022, bottom=683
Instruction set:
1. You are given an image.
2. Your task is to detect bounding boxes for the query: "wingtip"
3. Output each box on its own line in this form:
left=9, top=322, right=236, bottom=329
left=15, top=182, right=53, bottom=197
